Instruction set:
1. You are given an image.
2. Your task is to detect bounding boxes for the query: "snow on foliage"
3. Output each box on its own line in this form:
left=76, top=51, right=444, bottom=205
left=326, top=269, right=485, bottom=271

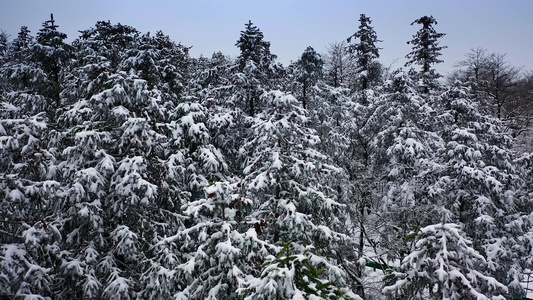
left=384, top=223, right=507, bottom=300
left=1, top=16, right=532, bottom=300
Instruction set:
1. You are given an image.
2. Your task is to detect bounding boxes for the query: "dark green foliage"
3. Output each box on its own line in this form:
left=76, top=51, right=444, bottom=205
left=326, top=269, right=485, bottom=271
left=347, top=14, right=383, bottom=93
left=32, top=14, right=72, bottom=109
left=249, top=242, right=346, bottom=299
left=234, top=20, right=281, bottom=116
left=405, top=15, right=447, bottom=74
left=296, top=46, right=323, bottom=108
left=12, top=26, right=32, bottom=52
left=235, top=20, right=275, bottom=72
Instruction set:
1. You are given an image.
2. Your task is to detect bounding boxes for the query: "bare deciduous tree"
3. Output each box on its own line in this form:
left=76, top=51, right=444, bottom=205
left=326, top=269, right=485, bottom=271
left=451, top=48, right=530, bottom=137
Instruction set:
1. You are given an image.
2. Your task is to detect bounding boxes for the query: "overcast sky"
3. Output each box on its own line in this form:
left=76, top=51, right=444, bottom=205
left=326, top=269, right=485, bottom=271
left=1, top=0, right=532, bottom=75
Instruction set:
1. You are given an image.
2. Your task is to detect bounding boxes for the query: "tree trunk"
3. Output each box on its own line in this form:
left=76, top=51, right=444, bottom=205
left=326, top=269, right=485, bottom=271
left=302, top=83, right=307, bottom=109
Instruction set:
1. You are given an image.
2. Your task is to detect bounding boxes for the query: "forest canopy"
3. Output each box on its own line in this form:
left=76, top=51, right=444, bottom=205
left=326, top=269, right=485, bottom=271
left=1, top=13, right=533, bottom=300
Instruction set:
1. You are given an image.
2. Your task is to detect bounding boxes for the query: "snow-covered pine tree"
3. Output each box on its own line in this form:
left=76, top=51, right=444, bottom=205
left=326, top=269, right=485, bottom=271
left=405, top=15, right=447, bottom=93
left=203, top=21, right=285, bottom=174
left=157, top=180, right=260, bottom=300
left=52, top=21, right=193, bottom=298
left=141, top=70, right=265, bottom=299
left=0, top=31, right=8, bottom=94
left=295, top=46, right=323, bottom=109
left=58, top=73, right=167, bottom=299
left=346, top=14, right=383, bottom=98
left=0, top=110, right=62, bottom=298
left=0, top=31, right=8, bottom=66
left=428, top=81, right=531, bottom=297
left=0, top=16, right=68, bottom=299
left=120, top=30, right=189, bottom=98
left=139, top=92, right=231, bottom=298
left=194, top=52, right=234, bottom=94
left=197, top=53, right=247, bottom=172
left=326, top=88, right=387, bottom=298
left=384, top=223, right=507, bottom=300
left=234, top=20, right=279, bottom=117
left=2, top=25, right=34, bottom=97
left=236, top=91, right=359, bottom=299
left=235, top=21, right=275, bottom=74
left=1, top=23, right=53, bottom=120
left=78, top=20, right=139, bottom=69
left=32, top=14, right=72, bottom=112
left=11, top=26, right=33, bottom=55
left=405, top=15, right=446, bottom=74
left=369, top=69, right=444, bottom=266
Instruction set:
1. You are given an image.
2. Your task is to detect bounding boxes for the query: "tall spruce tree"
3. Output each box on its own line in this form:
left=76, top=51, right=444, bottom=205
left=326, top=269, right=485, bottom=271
left=234, top=20, right=277, bottom=116
left=296, top=46, right=323, bottom=109
left=12, top=26, right=32, bottom=52
left=0, top=19, right=66, bottom=299
left=347, top=14, right=382, bottom=96
left=405, top=15, right=446, bottom=94
left=52, top=21, right=191, bottom=298
left=236, top=91, right=359, bottom=299
left=367, top=70, right=444, bottom=268
left=33, top=14, right=71, bottom=109
left=405, top=16, right=446, bottom=74
left=235, top=21, right=274, bottom=72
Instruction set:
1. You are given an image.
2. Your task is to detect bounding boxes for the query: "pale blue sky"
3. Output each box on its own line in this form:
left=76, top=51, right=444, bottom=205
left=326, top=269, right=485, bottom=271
left=1, top=0, right=532, bottom=75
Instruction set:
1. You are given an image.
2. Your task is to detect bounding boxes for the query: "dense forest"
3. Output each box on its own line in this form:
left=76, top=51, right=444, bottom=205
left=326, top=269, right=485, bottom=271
left=1, top=13, right=533, bottom=300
